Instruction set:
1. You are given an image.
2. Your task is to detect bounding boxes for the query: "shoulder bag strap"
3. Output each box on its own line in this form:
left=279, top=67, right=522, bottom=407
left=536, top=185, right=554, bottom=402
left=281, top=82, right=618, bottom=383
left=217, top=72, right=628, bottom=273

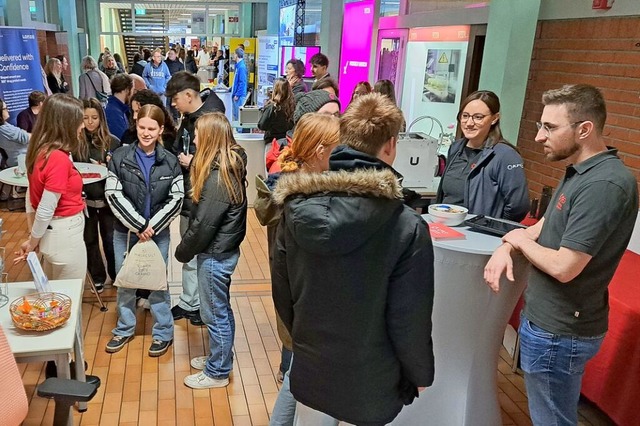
left=86, top=71, right=100, bottom=93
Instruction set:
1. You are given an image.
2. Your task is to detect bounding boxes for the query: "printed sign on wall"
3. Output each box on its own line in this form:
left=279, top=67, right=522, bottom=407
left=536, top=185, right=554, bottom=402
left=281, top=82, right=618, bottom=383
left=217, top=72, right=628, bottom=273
left=257, top=36, right=279, bottom=108
left=0, top=27, right=44, bottom=125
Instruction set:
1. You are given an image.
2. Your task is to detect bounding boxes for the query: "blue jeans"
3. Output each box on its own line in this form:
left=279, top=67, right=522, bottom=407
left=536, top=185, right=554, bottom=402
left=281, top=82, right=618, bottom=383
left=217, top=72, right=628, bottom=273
left=232, top=94, right=246, bottom=121
left=112, top=229, right=174, bottom=341
left=197, top=250, right=240, bottom=379
left=519, top=315, right=605, bottom=426
left=270, top=355, right=296, bottom=426
left=293, top=402, right=355, bottom=426
left=232, top=94, right=247, bottom=132
left=178, top=215, right=199, bottom=312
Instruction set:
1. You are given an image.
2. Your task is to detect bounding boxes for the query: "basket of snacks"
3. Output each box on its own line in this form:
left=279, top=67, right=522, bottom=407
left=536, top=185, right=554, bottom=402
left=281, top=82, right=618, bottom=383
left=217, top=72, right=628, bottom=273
left=10, top=292, right=72, bottom=331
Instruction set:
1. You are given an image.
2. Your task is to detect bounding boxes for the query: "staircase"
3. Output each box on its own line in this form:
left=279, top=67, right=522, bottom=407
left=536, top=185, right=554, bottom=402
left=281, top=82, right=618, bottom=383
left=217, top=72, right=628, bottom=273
left=118, top=8, right=168, bottom=71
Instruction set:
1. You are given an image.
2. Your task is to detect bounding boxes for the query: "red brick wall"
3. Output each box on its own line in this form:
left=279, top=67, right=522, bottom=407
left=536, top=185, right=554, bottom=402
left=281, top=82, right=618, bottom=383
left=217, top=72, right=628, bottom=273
left=518, top=17, right=640, bottom=198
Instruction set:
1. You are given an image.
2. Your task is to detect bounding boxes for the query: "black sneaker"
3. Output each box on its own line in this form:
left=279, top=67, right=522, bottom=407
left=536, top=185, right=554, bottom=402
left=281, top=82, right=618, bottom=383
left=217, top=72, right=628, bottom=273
left=105, top=335, right=134, bottom=353
left=91, top=283, right=104, bottom=293
left=189, top=311, right=204, bottom=326
left=148, top=339, right=173, bottom=357
left=171, top=305, right=193, bottom=321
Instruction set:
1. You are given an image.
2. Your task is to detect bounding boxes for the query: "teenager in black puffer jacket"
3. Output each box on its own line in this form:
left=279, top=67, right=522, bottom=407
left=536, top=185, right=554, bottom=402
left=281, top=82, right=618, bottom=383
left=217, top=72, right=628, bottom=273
left=175, top=112, right=247, bottom=389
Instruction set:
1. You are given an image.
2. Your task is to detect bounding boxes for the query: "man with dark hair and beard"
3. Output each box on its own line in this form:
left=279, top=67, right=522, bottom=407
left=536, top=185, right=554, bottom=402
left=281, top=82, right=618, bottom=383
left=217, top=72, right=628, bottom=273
left=485, top=84, right=638, bottom=426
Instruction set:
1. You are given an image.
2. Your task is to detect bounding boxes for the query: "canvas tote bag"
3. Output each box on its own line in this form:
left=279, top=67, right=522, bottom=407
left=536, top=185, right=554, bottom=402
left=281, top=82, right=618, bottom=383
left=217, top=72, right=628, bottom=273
left=114, top=233, right=168, bottom=291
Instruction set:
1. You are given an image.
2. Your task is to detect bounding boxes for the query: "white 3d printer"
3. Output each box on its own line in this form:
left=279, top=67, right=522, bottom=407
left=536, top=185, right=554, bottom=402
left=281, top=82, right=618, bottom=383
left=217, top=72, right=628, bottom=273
left=393, top=131, right=441, bottom=189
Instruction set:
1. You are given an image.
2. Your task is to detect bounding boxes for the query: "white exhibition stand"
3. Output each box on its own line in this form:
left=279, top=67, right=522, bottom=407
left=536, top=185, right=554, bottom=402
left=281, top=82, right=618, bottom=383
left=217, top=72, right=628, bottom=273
left=391, top=220, right=529, bottom=426
left=215, top=90, right=234, bottom=124
left=233, top=132, right=265, bottom=207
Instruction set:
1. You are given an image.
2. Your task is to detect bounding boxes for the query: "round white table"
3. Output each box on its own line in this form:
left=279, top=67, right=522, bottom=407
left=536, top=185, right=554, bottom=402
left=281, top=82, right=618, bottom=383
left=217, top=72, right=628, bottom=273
left=0, top=163, right=107, bottom=187
left=0, top=167, right=28, bottom=187
left=391, top=218, right=529, bottom=426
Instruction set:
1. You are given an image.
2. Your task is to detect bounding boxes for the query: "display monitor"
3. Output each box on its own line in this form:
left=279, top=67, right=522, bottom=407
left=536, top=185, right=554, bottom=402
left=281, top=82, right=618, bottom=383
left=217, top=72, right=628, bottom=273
left=280, top=46, right=321, bottom=79
left=279, top=4, right=296, bottom=46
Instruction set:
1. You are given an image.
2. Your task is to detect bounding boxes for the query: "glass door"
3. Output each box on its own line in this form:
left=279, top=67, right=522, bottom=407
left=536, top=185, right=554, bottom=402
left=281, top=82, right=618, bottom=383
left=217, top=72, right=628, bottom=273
left=375, top=29, right=408, bottom=105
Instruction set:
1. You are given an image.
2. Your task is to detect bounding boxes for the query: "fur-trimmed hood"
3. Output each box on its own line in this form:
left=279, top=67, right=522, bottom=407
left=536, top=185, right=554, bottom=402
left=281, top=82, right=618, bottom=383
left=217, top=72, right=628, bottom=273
left=273, top=168, right=405, bottom=256
left=272, top=168, right=403, bottom=205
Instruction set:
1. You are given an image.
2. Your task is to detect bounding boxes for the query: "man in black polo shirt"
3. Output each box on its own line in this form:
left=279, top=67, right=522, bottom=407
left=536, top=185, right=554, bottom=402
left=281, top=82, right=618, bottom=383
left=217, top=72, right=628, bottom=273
left=485, top=84, right=638, bottom=426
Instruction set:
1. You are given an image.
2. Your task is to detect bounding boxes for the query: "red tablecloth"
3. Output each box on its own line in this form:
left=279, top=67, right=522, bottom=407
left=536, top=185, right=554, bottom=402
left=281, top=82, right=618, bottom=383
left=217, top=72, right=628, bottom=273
left=581, top=250, right=640, bottom=426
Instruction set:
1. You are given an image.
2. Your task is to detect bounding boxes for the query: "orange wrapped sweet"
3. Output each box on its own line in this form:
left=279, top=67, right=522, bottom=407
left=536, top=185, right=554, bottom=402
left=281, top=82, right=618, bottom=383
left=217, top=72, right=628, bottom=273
left=20, top=297, right=32, bottom=314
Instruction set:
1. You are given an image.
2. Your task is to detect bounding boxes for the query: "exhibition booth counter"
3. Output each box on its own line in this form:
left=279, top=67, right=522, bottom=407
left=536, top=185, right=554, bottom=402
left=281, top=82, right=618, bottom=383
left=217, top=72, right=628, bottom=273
left=392, top=221, right=529, bottom=426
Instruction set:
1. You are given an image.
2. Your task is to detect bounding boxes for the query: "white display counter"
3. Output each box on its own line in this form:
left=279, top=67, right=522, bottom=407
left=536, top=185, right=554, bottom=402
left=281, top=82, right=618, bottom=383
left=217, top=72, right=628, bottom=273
left=214, top=90, right=234, bottom=124
left=233, top=133, right=265, bottom=207
left=391, top=220, right=529, bottom=426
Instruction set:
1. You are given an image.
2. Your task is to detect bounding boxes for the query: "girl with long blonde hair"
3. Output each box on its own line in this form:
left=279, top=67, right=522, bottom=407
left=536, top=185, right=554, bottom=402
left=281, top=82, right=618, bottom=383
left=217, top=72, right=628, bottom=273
left=45, top=57, right=68, bottom=93
left=189, top=113, right=246, bottom=204
left=175, top=112, right=247, bottom=389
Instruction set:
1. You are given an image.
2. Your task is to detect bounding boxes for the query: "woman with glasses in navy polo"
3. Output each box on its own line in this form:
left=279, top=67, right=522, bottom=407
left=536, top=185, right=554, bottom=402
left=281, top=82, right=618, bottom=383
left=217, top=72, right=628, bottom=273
left=435, top=90, right=529, bottom=222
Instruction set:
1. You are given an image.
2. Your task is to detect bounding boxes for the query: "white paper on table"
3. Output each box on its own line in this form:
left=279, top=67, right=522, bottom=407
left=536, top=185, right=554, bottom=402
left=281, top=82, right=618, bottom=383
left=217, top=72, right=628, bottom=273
left=27, top=252, right=51, bottom=292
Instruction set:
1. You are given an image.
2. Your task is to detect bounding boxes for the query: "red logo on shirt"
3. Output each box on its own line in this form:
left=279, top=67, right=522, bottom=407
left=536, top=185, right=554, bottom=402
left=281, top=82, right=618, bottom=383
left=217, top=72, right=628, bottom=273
left=470, top=163, right=477, bottom=169
left=556, top=193, right=566, bottom=210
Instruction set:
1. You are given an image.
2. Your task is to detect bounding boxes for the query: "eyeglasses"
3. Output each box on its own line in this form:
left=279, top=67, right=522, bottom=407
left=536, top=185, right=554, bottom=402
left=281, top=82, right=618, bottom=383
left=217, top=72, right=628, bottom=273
left=535, top=120, right=586, bottom=137
left=459, top=113, right=489, bottom=124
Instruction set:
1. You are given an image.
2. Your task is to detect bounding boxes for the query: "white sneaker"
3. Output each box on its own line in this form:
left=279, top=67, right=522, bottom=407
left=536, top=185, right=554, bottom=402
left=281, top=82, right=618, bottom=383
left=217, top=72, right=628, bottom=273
left=190, top=356, right=208, bottom=370
left=184, top=372, right=229, bottom=389
left=137, top=298, right=151, bottom=310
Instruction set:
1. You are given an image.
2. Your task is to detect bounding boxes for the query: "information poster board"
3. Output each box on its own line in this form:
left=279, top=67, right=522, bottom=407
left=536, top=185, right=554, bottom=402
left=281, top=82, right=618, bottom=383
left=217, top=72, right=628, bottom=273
left=0, top=27, right=44, bottom=125
left=257, top=36, right=279, bottom=108
left=401, top=26, right=470, bottom=136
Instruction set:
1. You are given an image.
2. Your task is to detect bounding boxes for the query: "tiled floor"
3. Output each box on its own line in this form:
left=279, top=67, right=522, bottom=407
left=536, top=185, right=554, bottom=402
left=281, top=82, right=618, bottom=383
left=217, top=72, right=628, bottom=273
left=0, top=206, right=615, bottom=425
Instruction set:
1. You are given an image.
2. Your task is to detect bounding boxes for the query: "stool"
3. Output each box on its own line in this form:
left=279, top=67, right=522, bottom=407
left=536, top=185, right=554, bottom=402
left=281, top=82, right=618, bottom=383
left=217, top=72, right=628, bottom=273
left=38, top=376, right=100, bottom=426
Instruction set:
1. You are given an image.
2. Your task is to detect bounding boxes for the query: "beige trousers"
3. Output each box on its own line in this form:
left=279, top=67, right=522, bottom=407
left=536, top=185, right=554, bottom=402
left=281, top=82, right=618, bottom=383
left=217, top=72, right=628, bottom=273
left=39, top=212, right=87, bottom=282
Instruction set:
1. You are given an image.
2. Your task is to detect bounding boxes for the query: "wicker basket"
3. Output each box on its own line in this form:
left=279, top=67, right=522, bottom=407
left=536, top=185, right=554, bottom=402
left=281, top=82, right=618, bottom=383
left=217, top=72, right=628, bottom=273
left=9, top=292, right=72, bottom=331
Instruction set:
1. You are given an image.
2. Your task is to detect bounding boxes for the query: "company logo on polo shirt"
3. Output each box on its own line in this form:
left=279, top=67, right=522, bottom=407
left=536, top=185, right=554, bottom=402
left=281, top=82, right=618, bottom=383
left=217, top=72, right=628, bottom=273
left=556, top=193, right=567, bottom=210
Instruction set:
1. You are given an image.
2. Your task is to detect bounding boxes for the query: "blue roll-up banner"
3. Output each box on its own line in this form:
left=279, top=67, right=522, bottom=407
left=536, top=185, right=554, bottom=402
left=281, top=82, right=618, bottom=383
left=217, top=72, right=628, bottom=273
left=0, top=27, right=44, bottom=125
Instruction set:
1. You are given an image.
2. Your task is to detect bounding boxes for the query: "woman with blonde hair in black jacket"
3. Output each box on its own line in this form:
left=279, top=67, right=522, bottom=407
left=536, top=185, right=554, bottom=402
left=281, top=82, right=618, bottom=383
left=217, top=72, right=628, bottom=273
left=175, top=112, right=248, bottom=389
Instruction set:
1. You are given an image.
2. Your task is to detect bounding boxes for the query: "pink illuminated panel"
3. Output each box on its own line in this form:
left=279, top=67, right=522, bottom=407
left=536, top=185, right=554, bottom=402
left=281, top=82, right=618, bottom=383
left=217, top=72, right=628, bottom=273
left=338, top=0, right=375, bottom=111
